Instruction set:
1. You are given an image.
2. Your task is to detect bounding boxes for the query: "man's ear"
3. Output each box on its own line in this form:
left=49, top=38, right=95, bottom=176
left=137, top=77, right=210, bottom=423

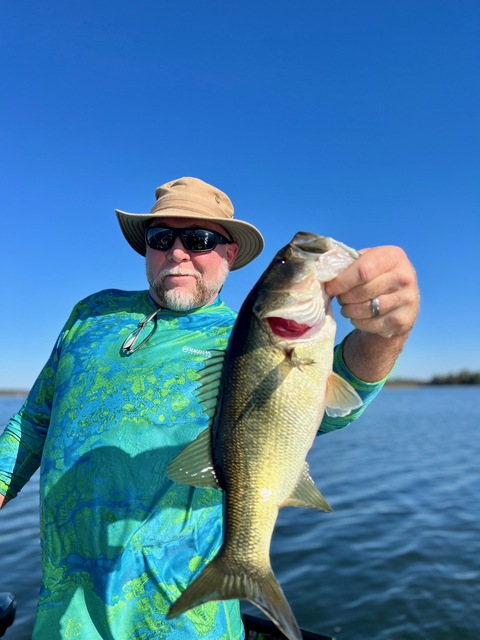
left=225, top=242, right=239, bottom=268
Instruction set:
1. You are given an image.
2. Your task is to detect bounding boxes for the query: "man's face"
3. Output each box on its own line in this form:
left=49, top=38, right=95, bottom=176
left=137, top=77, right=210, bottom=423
left=145, top=217, right=239, bottom=311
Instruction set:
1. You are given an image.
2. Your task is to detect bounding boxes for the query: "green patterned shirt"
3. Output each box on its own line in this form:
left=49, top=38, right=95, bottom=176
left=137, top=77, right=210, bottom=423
left=0, top=289, right=385, bottom=639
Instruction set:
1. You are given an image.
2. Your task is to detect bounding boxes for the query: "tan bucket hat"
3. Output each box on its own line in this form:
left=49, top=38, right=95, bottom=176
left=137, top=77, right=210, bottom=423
left=116, top=177, right=264, bottom=270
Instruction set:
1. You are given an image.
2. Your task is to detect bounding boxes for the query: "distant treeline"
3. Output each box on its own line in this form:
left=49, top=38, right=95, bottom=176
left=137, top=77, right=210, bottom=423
left=0, top=389, right=29, bottom=396
left=428, top=371, right=480, bottom=385
left=388, top=370, right=480, bottom=386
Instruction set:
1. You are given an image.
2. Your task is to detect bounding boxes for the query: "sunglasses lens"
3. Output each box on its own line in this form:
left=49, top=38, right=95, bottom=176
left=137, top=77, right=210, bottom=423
left=182, top=229, right=217, bottom=251
left=146, top=228, right=175, bottom=250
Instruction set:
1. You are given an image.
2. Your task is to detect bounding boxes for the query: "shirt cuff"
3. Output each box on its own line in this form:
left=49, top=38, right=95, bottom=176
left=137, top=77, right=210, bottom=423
left=318, top=335, right=388, bottom=434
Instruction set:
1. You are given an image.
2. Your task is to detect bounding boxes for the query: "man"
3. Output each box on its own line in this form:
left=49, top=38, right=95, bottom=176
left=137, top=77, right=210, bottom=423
left=0, top=177, right=419, bottom=639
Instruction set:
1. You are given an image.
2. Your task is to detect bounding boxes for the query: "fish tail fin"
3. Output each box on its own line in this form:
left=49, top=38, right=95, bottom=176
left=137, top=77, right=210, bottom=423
left=247, top=569, right=303, bottom=640
left=167, top=556, right=302, bottom=640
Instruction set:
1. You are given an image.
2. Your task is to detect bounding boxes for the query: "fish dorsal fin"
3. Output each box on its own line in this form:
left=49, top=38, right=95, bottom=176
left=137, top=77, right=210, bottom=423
left=325, top=371, right=363, bottom=418
left=282, top=463, right=332, bottom=512
left=166, top=427, right=219, bottom=489
left=195, top=350, right=226, bottom=423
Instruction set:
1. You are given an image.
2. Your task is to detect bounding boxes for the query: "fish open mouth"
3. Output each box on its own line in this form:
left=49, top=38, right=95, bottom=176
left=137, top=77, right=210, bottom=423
left=266, top=317, right=312, bottom=339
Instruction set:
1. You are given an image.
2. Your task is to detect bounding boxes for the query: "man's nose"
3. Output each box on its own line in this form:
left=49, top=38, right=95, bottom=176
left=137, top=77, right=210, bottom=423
left=167, top=236, right=190, bottom=262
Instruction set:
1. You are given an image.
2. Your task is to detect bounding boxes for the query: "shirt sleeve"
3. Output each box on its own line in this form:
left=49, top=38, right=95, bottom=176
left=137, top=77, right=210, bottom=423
left=0, top=302, right=80, bottom=499
left=318, top=334, right=388, bottom=435
left=0, top=345, right=61, bottom=499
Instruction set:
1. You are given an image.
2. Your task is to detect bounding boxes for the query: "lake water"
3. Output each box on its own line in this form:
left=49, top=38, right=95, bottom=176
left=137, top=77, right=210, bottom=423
left=1, top=387, right=479, bottom=639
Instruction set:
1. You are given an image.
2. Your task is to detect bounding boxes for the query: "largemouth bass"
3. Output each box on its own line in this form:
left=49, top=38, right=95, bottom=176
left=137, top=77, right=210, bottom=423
left=167, top=232, right=363, bottom=640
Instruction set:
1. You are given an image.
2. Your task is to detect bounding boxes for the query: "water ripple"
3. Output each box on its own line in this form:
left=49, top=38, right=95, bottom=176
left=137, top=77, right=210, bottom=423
left=2, top=388, right=480, bottom=639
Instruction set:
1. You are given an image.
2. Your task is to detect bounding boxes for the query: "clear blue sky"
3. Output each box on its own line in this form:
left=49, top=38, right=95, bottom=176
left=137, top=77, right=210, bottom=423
left=1, top=0, right=479, bottom=388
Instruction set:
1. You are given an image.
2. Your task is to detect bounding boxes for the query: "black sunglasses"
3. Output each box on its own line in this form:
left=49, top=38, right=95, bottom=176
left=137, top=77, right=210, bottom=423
left=145, top=226, right=232, bottom=253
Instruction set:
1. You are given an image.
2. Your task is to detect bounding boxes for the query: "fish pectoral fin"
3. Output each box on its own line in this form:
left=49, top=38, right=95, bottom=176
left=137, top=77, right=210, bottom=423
left=166, top=428, right=219, bottom=489
left=324, top=371, right=363, bottom=418
left=282, top=463, right=332, bottom=512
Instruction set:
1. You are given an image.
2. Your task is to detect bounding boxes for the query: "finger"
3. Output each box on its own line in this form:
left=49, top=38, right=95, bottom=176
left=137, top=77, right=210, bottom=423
left=325, top=246, right=406, bottom=298
left=336, top=272, right=394, bottom=307
left=348, top=305, right=415, bottom=339
left=341, top=291, right=419, bottom=337
left=340, top=293, right=395, bottom=321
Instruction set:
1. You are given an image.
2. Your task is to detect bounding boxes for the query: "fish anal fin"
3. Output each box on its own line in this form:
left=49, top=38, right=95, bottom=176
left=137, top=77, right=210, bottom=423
left=325, top=371, right=363, bottom=418
left=167, top=557, right=303, bottom=640
left=283, top=463, right=332, bottom=512
left=166, top=428, right=219, bottom=489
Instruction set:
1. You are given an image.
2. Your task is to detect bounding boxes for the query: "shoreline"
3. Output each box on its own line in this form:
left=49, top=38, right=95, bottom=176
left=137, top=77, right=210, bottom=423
left=0, top=390, right=29, bottom=396
left=1, top=382, right=479, bottom=396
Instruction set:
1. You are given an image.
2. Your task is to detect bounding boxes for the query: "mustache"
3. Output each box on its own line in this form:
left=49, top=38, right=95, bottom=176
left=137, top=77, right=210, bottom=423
left=158, top=268, right=200, bottom=282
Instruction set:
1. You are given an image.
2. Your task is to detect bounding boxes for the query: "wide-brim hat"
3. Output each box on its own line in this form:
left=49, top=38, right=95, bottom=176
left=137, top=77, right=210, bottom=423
left=116, top=177, right=264, bottom=270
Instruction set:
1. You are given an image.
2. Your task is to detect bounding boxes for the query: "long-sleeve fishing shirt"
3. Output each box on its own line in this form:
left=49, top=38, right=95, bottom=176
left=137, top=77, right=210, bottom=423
left=0, top=289, right=386, bottom=639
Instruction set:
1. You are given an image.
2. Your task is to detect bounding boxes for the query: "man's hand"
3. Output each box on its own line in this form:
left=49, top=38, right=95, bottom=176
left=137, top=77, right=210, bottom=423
left=325, top=245, right=419, bottom=338
left=325, top=246, right=420, bottom=381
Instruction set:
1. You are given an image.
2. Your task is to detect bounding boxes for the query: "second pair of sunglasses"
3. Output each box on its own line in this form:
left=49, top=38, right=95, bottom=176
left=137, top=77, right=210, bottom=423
left=145, top=226, right=232, bottom=252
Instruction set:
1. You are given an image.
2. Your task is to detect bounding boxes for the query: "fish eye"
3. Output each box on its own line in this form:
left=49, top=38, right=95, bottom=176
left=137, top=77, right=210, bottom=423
left=275, top=257, right=286, bottom=265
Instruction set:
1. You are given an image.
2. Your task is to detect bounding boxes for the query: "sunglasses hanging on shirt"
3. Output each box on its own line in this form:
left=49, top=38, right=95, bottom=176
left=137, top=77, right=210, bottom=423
left=121, top=308, right=162, bottom=355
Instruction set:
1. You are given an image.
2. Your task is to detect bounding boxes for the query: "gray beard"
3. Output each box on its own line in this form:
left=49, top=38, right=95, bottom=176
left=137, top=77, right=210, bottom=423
left=147, top=259, right=231, bottom=311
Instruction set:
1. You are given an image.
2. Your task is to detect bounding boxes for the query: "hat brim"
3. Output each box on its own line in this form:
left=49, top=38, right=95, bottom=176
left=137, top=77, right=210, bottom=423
left=115, top=209, right=264, bottom=270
